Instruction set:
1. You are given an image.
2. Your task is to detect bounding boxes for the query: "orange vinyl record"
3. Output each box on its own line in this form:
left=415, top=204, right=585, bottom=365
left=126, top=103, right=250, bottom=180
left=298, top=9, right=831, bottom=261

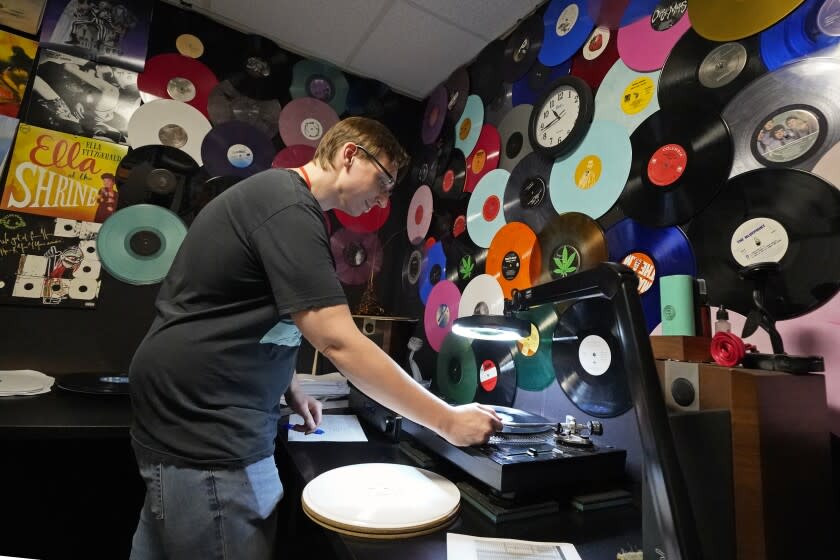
left=486, top=222, right=542, bottom=298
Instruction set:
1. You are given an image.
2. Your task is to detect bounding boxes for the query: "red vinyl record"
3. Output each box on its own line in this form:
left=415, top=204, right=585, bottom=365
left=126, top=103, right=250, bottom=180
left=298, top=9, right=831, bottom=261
left=278, top=98, right=340, bottom=148
left=272, top=145, right=316, bottom=168
left=464, top=124, right=501, bottom=194
left=486, top=222, right=542, bottom=299
left=330, top=228, right=382, bottom=286
left=334, top=202, right=391, bottom=234
left=407, top=185, right=434, bottom=245
left=571, top=26, right=620, bottom=92
left=138, top=53, right=218, bottom=117
left=424, top=280, right=461, bottom=352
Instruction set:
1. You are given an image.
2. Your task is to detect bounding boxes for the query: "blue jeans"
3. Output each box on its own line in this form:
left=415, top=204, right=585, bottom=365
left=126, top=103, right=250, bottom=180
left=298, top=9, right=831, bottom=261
left=130, top=455, right=284, bottom=560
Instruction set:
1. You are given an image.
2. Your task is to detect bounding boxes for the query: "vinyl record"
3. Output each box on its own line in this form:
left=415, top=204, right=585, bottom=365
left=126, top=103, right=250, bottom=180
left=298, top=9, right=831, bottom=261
left=444, top=236, right=488, bottom=290
left=146, top=1, right=231, bottom=66
left=540, top=0, right=596, bottom=66
left=492, top=405, right=554, bottom=434
left=278, top=97, right=340, bottom=148
left=511, top=59, right=572, bottom=106
left=422, top=85, right=448, bottom=145
left=226, top=34, right=292, bottom=101
left=619, top=109, right=733, bottom=227
left=187, top=175, right=241, bottom=221
left=207, top=80, right=282, bottom=137
left=593, top=59, right=661, bottom=135
left=503, top=152, right=557, bottom=234
left=429, top=197, right=467, bottom=242
left=344, top=77, right=390, bottom=117
left=549, top=120, right=632, bottom=220
left=483, top=83, right=514, bottom=128
left=97, top=204, right=188, bottom=285
left=424, top=280, right=461, bottom=351
left=468, top=40, right=505, bottom=106
left=458, top=274, right=505, bottom=318
left=272, top=145, right=316, bottom=168
left=497, top=105, right=534, bottom=172
left=553, top=298, right=633, bottom=417
left=435, top=333, right=478, bottom=404
left=127, top=99, right=212, bottom=166
left=402, top=247, right=424, bottom=293
left=617, top=0, right=692, bottom=71
left=115, top=145, right=205, bottom=216
left=688, top=0, right=807, bottom=42
left=444, top=66, right=469, bottom=124
left=408, top=143, right=440, bottom=190
left=512, top=304, right=557, bottom=392
left=686, top=168, right=840, bottom=320
left=471, top=341, right=517, bottom=407
left=466, top=169, right=510, bottom=248
left=56, top=373, right=130, bottom=395
left=570, top=26, right=620, bottom=91
left=464, top=125, right=501, bottom=193
left=334, top=202, right=391, bottom=234
left=138, top=53, right=218, bottom=116
left=419, top=241, right=447, bottom=304
left=605, top=218, right=696, bottom=332
left=407, top=185, right=434, bottom=245
left=658, top=29, right=767, bottom=113
left=453, top=95, right=484, bottom=157
left=433, top=127, right=456, bottom=182
left=722, top=57, right=840, bottom=178
left=537, top=212, right=608, bottom=284
left=486, top=221, right=542, bottom=299
left=200, top=121, right=275, bottom=178
left=290, top=59, right=349, bottom=115
left=432, top=148, right=467, bottom=201
left=502, top=13, right=544, bottom=83
left=330, top=228, right=383, bottom=286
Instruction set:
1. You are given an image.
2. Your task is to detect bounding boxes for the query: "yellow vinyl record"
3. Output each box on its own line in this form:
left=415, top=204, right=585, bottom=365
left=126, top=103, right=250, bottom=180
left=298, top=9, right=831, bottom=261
left=688, top=0, right=805, bottom=42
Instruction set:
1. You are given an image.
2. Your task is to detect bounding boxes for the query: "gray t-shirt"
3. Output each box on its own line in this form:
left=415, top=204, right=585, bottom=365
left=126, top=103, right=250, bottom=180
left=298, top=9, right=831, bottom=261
left=129, top=168, right=347, bottom=468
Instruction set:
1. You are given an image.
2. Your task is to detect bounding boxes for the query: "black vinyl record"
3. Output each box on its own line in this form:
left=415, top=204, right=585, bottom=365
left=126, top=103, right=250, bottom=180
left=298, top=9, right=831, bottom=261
left=658, top=29, right=767, bottom=113
left=115, top=145, right=208, bottom=217
left=407, top=143, right=438, bottom=189
left=200, top=121, right=275, bottom=178
left=186, top=175, right=241, bottom=222
left=56, top=373, right=130, bottom=395
left=619, top=109, right=733, bottom=227
left=503, top=152, right=557, bottom=234
left=492, top=405, right=553, bottom=434
left=471, top=341, right=517, bottom=408
left=502, top=14, right=544, bottom=83
left=469, top=40, right=506, bottom=106
left=552, top=298, right=632, bottom=418
left=432, top=148, right=467, bottom=200
left=686, top=168, right=840, bottom=320
left=444, top=235, right=488, bottom=290
left=444, top=66, right=470, bottom=124
left=225, top=34, right=292, bottom=101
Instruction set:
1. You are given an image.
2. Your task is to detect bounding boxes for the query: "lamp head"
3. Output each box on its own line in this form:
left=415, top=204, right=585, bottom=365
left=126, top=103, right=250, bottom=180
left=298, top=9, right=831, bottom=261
left=451, top=314, right=531, bottom=341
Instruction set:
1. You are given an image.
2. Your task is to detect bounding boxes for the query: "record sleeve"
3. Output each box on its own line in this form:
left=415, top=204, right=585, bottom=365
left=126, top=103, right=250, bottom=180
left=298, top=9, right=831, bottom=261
left=0, top=30, right=38, bottom=119
left=0, top=0, right=47, bottom=35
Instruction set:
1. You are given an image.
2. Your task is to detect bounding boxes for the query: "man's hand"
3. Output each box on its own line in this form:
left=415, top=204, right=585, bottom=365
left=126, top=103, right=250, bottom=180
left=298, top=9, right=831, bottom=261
left=439, top=403, right=503, bottom=447
left=285, top=387, right=323, bottom=435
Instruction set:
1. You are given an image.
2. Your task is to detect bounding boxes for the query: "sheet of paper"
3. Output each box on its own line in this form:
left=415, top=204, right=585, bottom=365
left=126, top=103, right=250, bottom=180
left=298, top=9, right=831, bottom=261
left=447, top=533, right=582, bottom=560
left=286, top=414, right=368, bottom=442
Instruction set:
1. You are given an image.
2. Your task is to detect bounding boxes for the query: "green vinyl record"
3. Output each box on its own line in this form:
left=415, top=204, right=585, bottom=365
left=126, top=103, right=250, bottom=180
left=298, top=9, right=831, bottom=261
left=435, top=333, right=477, bottom=405
left=512, top=303, right=558, bottom=391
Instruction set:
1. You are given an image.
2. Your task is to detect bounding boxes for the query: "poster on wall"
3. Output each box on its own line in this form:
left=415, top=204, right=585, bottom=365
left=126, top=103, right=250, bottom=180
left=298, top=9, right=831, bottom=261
left=39, top=0, right=154, bottom=72
left=0, top=210, right=102, bottom=308
left=25, top=49, right=141, bottom=144
left=0, top=0, right=48, bottom=35
left=0, top=30, right=39, bottom=118
left=0, top=123, right=128, bottom=222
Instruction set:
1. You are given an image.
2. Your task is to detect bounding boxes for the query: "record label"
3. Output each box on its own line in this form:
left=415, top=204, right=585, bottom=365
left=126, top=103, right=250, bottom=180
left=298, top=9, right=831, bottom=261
left=479, top=360, right=498, bottom=392
left=279, top=98, right=340, bottom=148
left=698, top=43, right=748, bottom=88
left=502, top=251, right=520, bottom=280
left=730, top=217, right=789, bottom=266
left=647, top=144, right=687, bottom=186
left=574, top=155, right=602, bottom=188
left=819, top=0, right=840, bottom=35
left=622, top=251, right=656, bottom=294
left=621, top=77, right=655, bottom=114
left=176, top=34, right=204, bottom=58
left=752, top=105, right=825, bottom=167
left=650, top=0, right=688, bottom=31
left=555, top=3, right=579, bottom=36
left=583, top=26, right=610, bottom=60
left=578, top=334, right=611, bottom=375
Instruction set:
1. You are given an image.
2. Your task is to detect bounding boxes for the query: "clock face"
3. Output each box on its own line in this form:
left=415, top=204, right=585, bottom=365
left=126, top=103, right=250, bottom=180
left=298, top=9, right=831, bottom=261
left=534, top=86, right=581, bottom=148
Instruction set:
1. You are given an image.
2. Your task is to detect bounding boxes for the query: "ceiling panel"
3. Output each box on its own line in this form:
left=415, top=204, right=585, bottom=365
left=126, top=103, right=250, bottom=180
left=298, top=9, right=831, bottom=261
left=406, top=0, right=544, bottom=41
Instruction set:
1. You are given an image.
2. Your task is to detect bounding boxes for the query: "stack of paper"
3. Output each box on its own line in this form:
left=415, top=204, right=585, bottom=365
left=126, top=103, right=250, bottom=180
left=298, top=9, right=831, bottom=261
left=281, top=372, right=349, bottom=405
left=0, top=369, right=55, bottom=396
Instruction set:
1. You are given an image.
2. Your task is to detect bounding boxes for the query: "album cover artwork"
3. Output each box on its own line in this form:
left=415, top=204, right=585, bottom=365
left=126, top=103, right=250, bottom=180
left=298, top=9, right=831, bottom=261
left=0, top=30, right=38, bottom=118
left=0, top=115, right=18, bottom=175
left=0, top=0, right=48, bottom=35
left=26, top=49, right=141, bottom=144
left=0, top=123, right=127, bottom=222
left=0, top=210, right=101, bottom=308
left=39, top=0, right=154, bottom=72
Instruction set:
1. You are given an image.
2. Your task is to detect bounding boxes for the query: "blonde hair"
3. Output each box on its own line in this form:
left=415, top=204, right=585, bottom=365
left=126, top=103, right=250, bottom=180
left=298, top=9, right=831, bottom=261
left=313, top=116, right=410, bottom=177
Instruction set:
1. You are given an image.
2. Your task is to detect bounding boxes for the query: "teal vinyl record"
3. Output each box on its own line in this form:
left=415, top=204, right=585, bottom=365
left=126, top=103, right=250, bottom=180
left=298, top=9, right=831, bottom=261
left=466, top=168, right=509, bottom=248
left=97, top=204, right=188, bottom=285
left=290, top=59, right=349, bottom=115
left=435, top=333, right=477, bottom=405
left=593, top=59, right=660, bottom=135
left=453, top=94, right=484, bottom=157
left=512, top=303, right=558, bottom=392
left=549, top=120, right=632, bottom=219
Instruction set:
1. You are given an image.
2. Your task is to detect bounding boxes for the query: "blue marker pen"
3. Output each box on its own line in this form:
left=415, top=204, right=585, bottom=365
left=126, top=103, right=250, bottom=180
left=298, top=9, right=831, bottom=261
left=283, top=423, right=324, bottom=435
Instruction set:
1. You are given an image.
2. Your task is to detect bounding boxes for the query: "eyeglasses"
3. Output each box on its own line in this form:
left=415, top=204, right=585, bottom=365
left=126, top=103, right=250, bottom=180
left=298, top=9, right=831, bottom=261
left=354, top=144, right=395, bottom=194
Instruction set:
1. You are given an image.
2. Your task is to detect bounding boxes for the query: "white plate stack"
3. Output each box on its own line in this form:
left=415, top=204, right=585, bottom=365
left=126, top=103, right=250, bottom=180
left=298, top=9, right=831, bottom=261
left=0, top=370, right=55, bottom=396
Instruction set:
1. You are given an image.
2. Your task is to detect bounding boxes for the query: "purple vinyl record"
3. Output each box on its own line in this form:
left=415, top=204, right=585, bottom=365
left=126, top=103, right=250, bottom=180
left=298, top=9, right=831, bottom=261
left=330, top=228, right=383, bottom=286
left=200, top=121, right=274, bottom=178
left=422, top=85, right=448, bottom=145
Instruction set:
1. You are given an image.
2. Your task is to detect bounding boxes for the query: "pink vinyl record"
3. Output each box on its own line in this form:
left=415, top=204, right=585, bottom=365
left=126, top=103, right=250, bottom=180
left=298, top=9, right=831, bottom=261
left=272, top=145, right=316, bottom=168
left=407, top=185, right=434, bottom=245
left=330, top=228, right=382, bottom=286
left=278, top=98, right=339, bottom=148
left=617, top=2, right=692, bottom=71
left=424, top=280, right=461, bottom=352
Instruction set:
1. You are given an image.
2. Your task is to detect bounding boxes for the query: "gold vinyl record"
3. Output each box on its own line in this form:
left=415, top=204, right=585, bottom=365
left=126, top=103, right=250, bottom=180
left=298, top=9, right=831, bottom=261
left=537, top=212, right=608, bottom=285
left=688, top=0, right=805, bottom=42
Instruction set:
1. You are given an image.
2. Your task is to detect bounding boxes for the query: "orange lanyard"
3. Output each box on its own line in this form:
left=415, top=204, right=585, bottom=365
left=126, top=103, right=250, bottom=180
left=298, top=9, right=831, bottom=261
left=297, top=167, right=311, bottom=190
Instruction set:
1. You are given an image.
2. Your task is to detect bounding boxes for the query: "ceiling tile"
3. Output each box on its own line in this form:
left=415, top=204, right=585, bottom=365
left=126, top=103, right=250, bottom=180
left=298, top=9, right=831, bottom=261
left=406, top=0, right=544, bottom=40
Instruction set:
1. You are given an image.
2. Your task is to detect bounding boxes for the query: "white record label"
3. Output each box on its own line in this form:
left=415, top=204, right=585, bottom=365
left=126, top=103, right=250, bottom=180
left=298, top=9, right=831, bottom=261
left=578, top=334, right=611, bottom=376
left=730, top=217, right=789, bottom=266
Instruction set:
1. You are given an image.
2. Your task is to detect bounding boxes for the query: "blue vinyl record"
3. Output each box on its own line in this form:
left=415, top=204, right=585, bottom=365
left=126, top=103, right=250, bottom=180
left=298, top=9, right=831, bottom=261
left=760, top=0, right=840, bottom=71
left=619, top=0, right=659, bottom=26
left=453, top=94, right=484, bottom=156
left=419, top=241, right=447, bottom=304
left=540, top=0, right=596, bottom=66
left=605, top=218, right=696, bottom=332
left=511, top=59, right=572, bottom=106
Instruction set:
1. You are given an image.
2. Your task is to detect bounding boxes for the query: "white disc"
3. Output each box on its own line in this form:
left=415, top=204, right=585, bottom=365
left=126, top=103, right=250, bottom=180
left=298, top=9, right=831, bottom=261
left=0, top=371, right=48, bottom=394
left=458, top=273, right=505, bottom=318
left=128, top=99, right=212, bottom=165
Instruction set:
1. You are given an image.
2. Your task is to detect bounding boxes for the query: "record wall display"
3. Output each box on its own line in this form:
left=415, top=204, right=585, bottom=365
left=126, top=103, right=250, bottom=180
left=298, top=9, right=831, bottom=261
left=552, top=298, right=632, bottom=417
left=466, top=169, right=509, bottom=248
left=486, top=222, right=542, bottom=299
left=616, top=0, right=692, bottom=71
left=453, top=94, right=484, bottom=157
left=201, top=121, right=275, bottom=178
left=471, top=341, right=517, bottom=407
left=290, top=59, right=349, bottom=115
left=686, top=168, right=840, bottom=320
left=422, top=85, right=448, bottom=145
left=468, top=40, right=505, bottom=106
left=464, top=124, right=501, bottom=193
left=658, top=29, right=767, bottom=113
left=127, top=99, right=212, bottom=166
left=278, top=97, right=340, bottom=148
left=511, top=59, right=572, bottom=106
left=537, top=212, right=608, bottom=285
left=207, top=80, right=282, bottom=137
left=444, top=236, right=488, bottom=290
left=272, top=145, right=316, bottom=168
left=539, top=0, right=596, bottom=66
left=606, top=218, right=696, bottom=332
left=619, top=109, right=733, bottom=227
left=502, top=13, right=544, bottom=83
left=570, top=26, right=620, bottom=91
left=512, top=304, right=558, bottom=392
left=424, top=280, right=461, bottom=351
left=444, top=66, right=469, bottom=124
left=419, top=241, right=446, bottom=304
left=409, top=143, right=441, bottom=191
left=497, top=105, right=534, bottom=172
left=138, top=53, right=218, bottom=116
left=688, top=0, right=805, bottom=42
left=407, top=185, right=434, bottom=245
left=503, top=152, right=557, bottom=234
left=432, top=149, right=467, bottom=201
left=97, top=204, right=188, bottom=285
left=723, top=58, right=840, bottom=178
left=458, top=274, right=505, bottom=318
left=549, top=120, right=632, bottom=220
left=330, top=228, right=383, bottom=286
left=226, top=34, right=292, bottom=101
left=760, top=0, right=840, bottom=70
left=115, top=145, right=206, bottom=215
left=593, top=59, right=661, bottom=135
left=334, top=202, right=391, bottom=234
